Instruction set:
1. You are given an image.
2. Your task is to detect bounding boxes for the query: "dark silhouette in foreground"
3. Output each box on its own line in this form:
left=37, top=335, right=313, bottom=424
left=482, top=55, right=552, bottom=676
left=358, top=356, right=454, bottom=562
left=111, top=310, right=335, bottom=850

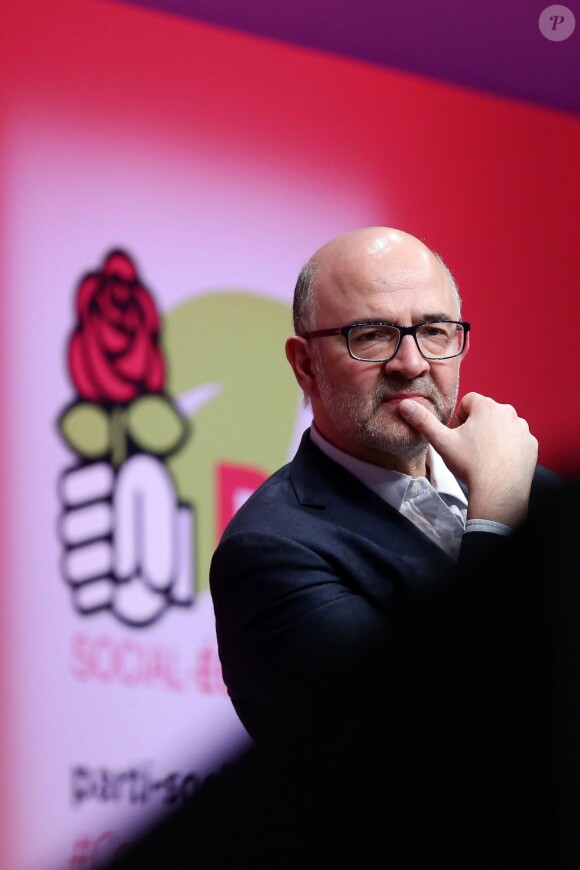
left=108, top=475, right=580, bottom=870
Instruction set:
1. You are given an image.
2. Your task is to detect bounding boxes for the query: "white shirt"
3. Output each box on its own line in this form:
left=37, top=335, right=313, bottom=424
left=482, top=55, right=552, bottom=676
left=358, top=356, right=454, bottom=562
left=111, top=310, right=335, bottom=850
left=309, top=424, right=509, bottom=560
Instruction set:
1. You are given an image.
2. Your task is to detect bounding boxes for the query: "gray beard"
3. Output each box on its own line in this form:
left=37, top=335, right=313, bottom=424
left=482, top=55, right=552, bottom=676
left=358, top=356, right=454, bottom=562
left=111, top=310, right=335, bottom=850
left=316, top=373, right=458, bottom=459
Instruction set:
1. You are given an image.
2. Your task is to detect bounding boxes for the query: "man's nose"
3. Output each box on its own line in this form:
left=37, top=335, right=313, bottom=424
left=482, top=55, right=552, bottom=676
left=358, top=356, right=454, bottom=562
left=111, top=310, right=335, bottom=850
left=383, top=334, right=430, bottom=378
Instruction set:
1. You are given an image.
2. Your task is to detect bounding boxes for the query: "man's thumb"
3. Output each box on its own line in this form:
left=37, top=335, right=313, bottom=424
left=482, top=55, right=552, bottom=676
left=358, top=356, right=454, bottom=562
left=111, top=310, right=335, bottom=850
left=398, top=399, right=447, bottom=446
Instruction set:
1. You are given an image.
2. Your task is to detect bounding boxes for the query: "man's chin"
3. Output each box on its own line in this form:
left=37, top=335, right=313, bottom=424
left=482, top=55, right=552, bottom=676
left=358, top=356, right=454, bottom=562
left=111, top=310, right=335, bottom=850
left=361, top=416, right=429, bottom=457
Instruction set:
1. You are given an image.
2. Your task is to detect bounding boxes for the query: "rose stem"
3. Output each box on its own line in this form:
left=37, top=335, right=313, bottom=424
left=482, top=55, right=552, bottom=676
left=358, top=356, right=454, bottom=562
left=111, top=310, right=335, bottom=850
left=110, top=405, right=127, bottom=469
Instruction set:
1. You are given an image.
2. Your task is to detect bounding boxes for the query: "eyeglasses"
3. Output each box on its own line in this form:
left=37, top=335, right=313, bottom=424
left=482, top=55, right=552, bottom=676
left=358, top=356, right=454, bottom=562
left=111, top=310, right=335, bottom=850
left=301, top=320, right=470, bottom=362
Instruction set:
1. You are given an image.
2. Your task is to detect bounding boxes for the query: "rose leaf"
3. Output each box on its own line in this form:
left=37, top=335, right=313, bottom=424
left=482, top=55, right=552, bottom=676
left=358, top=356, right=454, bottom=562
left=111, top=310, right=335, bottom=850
left=126, top=394, right=187, bottom=455
left=59, top=402, right=111, bottom=458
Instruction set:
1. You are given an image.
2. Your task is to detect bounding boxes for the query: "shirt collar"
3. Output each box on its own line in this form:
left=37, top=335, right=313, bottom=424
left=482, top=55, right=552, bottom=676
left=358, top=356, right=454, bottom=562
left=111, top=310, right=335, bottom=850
left=309, top=423, right=467, bottom=512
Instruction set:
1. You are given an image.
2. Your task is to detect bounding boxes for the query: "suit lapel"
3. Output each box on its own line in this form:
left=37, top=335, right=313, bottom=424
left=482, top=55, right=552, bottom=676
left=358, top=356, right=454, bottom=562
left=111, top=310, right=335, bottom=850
left=289, top=430, right=454, bottom=571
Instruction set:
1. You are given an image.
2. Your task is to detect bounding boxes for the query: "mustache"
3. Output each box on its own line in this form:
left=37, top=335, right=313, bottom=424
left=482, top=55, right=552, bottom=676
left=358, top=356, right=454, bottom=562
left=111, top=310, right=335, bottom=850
left=373, top=377, right=441, bottom=404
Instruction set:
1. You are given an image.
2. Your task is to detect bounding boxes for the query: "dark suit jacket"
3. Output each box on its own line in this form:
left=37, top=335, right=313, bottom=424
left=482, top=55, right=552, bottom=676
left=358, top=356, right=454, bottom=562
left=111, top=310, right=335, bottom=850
left=210, top=429, right=554, bottom=740
left=208, top=429, right=563, bottom=866
left=110, top=436, right=579, bottom=869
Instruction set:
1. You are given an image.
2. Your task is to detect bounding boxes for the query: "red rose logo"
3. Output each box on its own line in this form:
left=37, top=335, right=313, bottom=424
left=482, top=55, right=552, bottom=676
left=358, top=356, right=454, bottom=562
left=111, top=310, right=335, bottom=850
left=59, top=249, right=194, bottom=628
left=68, top=250, right=164, bottom=404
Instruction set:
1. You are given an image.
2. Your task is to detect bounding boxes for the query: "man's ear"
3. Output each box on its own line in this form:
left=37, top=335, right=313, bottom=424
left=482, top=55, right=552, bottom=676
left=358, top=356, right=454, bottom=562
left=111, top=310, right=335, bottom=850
left=285, top=336, right=320, bottom=399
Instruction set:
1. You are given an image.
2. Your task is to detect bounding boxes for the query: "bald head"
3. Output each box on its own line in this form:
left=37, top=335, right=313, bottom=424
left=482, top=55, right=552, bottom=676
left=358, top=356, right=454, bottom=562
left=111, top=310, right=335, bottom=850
left=286, top=227, right=467, bottom=473
left=293, top=227, right=460, bottom=335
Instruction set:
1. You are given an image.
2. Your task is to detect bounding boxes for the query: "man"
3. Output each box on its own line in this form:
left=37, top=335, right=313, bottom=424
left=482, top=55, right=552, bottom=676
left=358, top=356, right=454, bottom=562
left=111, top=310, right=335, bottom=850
left=211, top=226, right=545, bottom=727
left=207, top=228, right=561, bottom=866
left=110, top=229, right=575, bottom=870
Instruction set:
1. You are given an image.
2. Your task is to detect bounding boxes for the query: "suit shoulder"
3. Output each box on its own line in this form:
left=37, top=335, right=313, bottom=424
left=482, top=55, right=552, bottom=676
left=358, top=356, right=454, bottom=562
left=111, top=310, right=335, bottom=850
left=219, top=461, right=295, bottom=537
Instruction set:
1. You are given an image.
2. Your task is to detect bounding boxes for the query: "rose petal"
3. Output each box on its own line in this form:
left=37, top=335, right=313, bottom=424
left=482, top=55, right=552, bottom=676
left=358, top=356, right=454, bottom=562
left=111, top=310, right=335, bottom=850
left=98, top=284, right=126, bottom=326
left=75, top=274, right=101, bottom=320
left=103, top=251, right=138, bottom=282
left=85, top=320, right=138, bottom=403
left=147, top=348, right=165, bottom=392
left=123, top=304, right=140, bottom=333
left=114, top=328, right=149, bottom=382
left=111, top=280, right=131, bottom=308
left=69, top=331, right=101, bottom=402
left=134, top=285, right=160, bottom=333
left=94, top=312, right=130, bottom=355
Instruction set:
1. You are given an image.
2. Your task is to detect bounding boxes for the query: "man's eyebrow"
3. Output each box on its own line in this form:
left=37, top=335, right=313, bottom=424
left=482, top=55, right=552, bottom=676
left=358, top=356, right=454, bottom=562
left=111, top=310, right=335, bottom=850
left=352, top=313, right=457, bottom=326
left=417, top=312, right=457, bottom=323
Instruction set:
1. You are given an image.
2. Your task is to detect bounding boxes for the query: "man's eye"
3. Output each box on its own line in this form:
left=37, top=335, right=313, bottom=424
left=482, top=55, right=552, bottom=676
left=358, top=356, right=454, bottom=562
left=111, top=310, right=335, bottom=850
left=358, top=330, right=383, bottom=342
left=420, top=325, right=452, bottom=339
left=351, top=327, right=393, bottom=344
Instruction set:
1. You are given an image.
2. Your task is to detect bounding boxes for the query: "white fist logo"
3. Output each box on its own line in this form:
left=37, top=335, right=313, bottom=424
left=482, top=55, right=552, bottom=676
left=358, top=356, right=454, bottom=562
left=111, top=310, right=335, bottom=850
left=59, top=455, right=194, bottom=626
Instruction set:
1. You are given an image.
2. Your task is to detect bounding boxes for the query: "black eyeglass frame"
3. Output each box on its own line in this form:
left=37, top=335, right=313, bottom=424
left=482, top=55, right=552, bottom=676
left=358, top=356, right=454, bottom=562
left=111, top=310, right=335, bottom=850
left=301, top=320, right=471, bottom=362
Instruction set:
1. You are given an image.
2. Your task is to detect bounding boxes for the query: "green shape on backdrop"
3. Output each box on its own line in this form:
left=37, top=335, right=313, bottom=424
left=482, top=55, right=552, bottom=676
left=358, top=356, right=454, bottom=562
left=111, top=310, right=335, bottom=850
left=164, top=291, right=300, bottom=593
left=60, top=401, right=111, bottom=458
left=127, top=394, right=187, bottom=455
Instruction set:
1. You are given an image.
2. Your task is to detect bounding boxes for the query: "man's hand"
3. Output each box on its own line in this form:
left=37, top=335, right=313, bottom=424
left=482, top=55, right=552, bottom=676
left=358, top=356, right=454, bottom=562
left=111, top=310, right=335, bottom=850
left=399, top=392, right=538, bottom=527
